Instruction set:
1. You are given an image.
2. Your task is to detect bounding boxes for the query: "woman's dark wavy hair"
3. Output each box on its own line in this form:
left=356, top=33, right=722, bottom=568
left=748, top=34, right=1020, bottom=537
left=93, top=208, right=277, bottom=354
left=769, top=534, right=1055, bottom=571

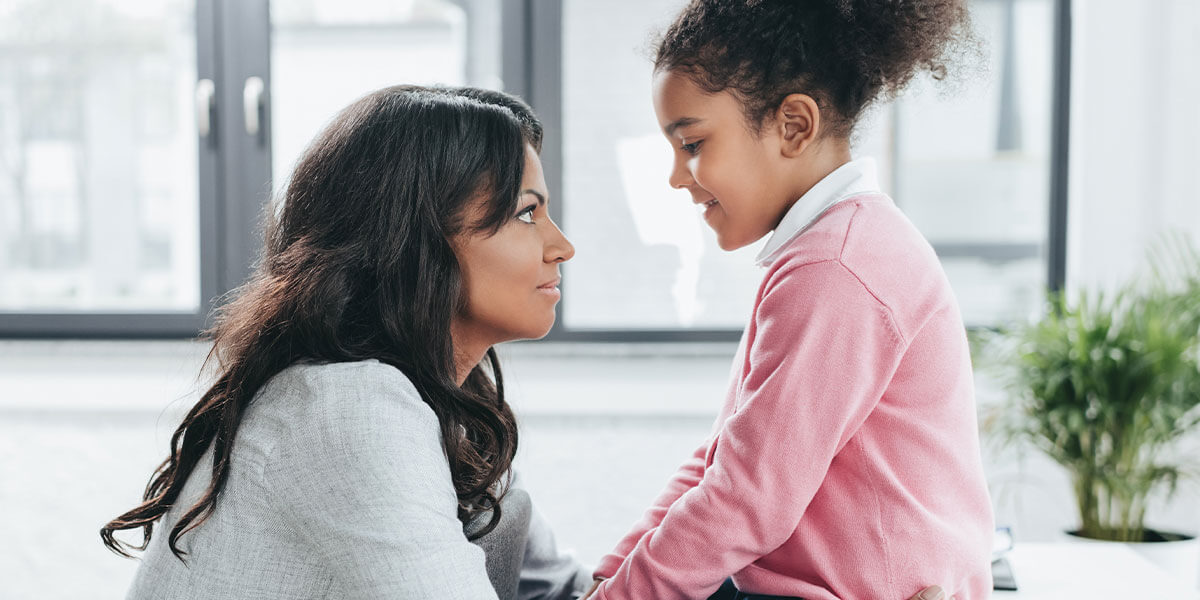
left=655, top=0, right=976, bottom=138
left=100, top=84, right=543, bottom=560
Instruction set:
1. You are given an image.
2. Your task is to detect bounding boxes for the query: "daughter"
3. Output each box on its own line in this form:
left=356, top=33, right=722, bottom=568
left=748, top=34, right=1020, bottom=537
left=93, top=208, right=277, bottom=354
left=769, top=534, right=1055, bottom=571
left=589, top=1, right=994, bottom=599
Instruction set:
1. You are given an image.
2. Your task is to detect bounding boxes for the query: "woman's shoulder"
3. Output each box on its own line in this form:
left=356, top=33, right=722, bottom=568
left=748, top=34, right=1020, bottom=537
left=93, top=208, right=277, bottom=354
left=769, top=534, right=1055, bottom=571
left=251, top=359, right=437, bottom=442
left=252, top=359, right=450, bottom=492
left=263, top=359, right=421, bottom=403
left=269, top=358, right=419, bottom=394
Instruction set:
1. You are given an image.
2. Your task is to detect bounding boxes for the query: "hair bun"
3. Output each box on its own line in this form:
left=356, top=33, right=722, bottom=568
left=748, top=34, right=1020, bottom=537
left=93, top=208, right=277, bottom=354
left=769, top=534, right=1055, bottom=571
left=654, top=0, right=978, bottom=137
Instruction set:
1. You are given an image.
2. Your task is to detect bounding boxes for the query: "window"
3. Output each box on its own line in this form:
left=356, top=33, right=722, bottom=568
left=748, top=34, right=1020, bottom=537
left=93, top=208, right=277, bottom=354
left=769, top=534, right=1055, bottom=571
left=0, top=0, right=200, bottom=316
left=539, top=0, right=1069, bottom=338
left=0, top=0, right=504, bottom=336
left=560, top=0, right=762, bottom=332
left=0, top=0, right=1067, bottom=338
left=891, top=0, right=1060, bottom=326
left=269, top=0, right=502, bottom=187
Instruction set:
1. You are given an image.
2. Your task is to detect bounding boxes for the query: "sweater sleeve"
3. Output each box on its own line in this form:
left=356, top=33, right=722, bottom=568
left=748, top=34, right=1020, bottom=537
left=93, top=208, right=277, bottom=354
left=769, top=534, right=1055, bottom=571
left=518, top=500, right=594, bottom=600
left=264, top=364, right=499, bottom=600
left=593, top=437, right=709, bottom=579
left=593, top=260, right=906, bottom=600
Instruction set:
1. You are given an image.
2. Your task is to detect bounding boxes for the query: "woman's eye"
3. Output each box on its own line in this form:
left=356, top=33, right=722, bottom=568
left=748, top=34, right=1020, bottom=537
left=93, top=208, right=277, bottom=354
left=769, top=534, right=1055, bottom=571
left=681, top=140, right=702, bottom=155
left=516, top=206, right=536, bottom=224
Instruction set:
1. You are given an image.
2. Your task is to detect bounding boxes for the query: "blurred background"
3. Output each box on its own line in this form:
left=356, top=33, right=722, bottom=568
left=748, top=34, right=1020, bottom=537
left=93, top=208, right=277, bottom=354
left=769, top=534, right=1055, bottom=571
left=0, top=0, right=1198, bottom=598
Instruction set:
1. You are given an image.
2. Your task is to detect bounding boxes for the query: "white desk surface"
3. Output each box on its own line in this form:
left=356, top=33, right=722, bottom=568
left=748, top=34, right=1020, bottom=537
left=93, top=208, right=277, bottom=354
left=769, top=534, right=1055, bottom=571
left=995, top=542, right=1199, bottom=599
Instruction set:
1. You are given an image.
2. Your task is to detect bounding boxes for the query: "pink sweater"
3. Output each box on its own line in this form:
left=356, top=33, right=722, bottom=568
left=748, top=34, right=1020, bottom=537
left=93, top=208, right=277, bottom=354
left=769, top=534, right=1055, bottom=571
left=593, top=195, right=993, bottom=600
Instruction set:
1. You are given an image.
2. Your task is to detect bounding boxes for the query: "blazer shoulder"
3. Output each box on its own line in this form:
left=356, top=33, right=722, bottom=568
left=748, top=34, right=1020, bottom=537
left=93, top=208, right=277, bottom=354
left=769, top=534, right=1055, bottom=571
left=255, top=360, right=433, bottom=436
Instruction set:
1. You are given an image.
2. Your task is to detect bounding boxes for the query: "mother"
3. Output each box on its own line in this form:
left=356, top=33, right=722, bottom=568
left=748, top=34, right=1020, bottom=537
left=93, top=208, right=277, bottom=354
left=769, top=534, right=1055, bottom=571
left=103, top=85, right=585, bottom=599
left=101, top=85, right=955, bottom=600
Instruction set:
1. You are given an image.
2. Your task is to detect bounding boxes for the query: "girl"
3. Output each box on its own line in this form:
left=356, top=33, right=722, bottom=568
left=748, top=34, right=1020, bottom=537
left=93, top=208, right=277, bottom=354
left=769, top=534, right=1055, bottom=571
left=588, top=1, right=994, bottom=599
left=100, top=85, right=591, bottom=600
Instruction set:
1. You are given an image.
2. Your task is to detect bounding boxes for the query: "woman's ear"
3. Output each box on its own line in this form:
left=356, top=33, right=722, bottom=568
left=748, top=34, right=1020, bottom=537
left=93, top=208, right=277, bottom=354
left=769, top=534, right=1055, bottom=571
left=775, top=93, right=821, bottom=158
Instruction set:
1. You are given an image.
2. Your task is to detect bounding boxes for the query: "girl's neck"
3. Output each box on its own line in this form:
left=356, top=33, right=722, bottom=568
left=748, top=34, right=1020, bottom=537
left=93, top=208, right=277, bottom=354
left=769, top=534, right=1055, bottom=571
left=787, top=137, right=854, bottom=204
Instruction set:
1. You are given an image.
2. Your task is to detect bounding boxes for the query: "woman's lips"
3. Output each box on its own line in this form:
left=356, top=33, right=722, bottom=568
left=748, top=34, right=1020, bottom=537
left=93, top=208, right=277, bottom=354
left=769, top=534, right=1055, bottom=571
left=537, top=278, right=561, bottom=299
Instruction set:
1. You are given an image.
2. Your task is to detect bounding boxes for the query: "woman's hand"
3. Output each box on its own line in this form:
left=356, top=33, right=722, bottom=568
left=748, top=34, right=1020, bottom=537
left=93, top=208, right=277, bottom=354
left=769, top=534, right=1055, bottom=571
left=910, top=585, right=954, bottom=600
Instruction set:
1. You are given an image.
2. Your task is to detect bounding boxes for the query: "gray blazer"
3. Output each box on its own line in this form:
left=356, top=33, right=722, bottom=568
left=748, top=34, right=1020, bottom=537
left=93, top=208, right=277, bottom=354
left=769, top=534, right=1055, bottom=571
left=125, top=360, right=590, bottom=600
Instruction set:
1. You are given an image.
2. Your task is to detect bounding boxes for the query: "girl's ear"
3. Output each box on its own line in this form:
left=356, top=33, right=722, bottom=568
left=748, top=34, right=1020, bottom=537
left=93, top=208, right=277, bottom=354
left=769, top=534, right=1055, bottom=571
left=775, top=93, right=821, bottom=158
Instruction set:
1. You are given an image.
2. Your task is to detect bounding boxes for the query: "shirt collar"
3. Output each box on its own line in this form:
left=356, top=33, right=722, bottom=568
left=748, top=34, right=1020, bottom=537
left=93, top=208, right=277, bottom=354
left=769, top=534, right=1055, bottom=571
left=754, top=157, right=882, bottom=268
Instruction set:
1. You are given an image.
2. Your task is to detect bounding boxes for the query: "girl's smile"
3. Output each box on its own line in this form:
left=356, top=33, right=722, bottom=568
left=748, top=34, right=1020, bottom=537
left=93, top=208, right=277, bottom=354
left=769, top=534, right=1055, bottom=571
left=652, top=69, right=795, bottom=251
left=652, top=69, right=853, bottom=252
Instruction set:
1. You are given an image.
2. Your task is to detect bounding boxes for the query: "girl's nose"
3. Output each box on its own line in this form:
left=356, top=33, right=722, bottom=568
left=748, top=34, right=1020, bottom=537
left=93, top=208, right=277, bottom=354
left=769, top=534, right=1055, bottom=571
left=668, top=154, right=694, bottom=190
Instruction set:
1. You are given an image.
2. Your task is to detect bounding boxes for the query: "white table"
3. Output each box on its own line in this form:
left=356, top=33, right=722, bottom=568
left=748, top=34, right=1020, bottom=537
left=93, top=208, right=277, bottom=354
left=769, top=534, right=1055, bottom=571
left=995, top=542, right=1199, bottom=599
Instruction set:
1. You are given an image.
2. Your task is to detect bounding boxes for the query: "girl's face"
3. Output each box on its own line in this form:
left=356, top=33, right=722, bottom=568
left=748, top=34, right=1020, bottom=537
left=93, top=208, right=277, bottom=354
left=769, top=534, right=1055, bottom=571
left=652, top=68, right=795, bottom=251
left=452, top=145, right=574, bottom=346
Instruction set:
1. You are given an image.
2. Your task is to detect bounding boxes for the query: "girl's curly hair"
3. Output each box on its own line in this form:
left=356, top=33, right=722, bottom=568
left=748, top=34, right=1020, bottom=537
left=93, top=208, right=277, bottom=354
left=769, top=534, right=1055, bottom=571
left=655, top=0, right=977, bottom=137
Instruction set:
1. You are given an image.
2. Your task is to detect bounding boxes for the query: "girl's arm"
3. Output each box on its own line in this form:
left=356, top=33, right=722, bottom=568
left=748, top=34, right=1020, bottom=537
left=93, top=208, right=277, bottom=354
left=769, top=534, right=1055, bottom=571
left=584, top=583, right=955, bottom=600
left=593, top=260, right=906, bottom=600
left=592, top=437, right=710, bottom=579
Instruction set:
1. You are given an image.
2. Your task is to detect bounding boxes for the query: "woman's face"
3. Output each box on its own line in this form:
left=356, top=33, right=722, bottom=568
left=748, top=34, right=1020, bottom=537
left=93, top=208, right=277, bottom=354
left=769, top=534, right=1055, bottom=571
left=452, top=144, right=574, bottom=346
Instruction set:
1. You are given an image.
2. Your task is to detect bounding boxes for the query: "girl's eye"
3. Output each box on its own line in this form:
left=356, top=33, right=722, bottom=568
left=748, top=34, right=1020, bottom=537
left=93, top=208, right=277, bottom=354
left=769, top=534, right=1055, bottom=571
left=681, top=140, right=702, bottom=155
left=516, top=205, right=536, bottom=224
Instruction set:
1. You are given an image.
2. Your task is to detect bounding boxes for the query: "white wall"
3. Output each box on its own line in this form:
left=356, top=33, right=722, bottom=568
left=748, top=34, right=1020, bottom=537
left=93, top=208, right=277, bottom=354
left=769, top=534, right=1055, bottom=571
left=1068, top=0, right=1200, bottom=293
left=1029, top=2, right=1200, bottom=556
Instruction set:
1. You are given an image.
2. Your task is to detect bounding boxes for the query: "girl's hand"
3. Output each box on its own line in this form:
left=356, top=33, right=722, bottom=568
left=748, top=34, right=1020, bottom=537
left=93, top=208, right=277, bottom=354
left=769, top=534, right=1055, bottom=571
left=583, top=579, right=951, bottom=599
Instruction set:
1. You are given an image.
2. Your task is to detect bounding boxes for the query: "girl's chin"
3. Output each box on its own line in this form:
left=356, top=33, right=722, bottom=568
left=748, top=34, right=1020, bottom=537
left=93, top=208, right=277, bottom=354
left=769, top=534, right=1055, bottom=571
left=713, top=227, right=768, bottom=252
left=715, top=234, right=751, bottom=252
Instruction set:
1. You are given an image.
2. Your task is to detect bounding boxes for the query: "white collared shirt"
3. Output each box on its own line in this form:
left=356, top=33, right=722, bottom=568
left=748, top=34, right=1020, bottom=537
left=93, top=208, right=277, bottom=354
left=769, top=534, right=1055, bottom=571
left=755, top=157, right=882, bottom=268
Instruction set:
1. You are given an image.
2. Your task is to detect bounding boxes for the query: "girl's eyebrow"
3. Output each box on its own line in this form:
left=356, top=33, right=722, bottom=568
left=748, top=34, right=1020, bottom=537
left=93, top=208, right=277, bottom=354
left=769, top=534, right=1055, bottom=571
left=664, top=117, right=703, bottom=136
left=521, top=189, right=546, bottom=206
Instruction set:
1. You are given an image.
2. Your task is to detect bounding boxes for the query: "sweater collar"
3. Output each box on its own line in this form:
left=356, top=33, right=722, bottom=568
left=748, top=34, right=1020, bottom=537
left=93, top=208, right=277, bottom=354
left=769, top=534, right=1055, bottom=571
left=755, top=157, right=881, bottom=268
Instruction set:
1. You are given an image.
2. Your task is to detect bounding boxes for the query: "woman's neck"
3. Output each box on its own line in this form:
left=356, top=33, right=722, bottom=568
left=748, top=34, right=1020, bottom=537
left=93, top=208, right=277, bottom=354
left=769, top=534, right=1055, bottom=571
left=450, top=321, right=490, bottom=387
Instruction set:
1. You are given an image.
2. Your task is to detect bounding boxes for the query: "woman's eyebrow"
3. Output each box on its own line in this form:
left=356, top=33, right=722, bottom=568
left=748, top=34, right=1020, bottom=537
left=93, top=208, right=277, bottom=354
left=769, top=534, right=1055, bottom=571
left=664, top=116, right=702, bottom=136
left=521, top=189, right=547, bottom=206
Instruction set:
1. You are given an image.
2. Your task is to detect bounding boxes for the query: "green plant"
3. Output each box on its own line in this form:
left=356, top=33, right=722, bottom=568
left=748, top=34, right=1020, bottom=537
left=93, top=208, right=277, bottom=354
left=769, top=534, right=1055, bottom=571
left=984, top=235, right=1200, bottom=542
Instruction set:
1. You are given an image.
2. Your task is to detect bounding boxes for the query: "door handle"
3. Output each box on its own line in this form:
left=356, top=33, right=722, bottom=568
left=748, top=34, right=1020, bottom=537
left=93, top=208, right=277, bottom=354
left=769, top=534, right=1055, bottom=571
left=243, top=76, right=265, bottom=140
left=195, top=78, right=216, bottom=142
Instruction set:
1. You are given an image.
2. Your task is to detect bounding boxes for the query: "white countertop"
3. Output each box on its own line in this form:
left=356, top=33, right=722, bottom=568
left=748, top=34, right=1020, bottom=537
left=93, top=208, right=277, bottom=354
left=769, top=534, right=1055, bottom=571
left=996, top=542, right=1199, bottom=599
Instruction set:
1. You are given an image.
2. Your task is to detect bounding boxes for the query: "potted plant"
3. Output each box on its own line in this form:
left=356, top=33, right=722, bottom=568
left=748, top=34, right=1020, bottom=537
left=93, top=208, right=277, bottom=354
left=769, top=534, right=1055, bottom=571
left=982, top=236, right=1200, bottom=582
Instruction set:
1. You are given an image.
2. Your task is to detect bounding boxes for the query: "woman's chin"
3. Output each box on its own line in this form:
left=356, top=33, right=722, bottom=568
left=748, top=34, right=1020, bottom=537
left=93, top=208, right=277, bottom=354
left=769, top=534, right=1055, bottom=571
left=529, top=320, right=555, bottom=340
left=496, top=319, right=556, bottom=345
left=532, top=312, right=560, bottom=339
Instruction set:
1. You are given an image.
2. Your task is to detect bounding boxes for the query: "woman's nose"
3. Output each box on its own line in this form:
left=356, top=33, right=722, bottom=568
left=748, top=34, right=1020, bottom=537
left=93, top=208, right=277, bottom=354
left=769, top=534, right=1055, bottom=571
left=545, top=220, right=575, bottom=263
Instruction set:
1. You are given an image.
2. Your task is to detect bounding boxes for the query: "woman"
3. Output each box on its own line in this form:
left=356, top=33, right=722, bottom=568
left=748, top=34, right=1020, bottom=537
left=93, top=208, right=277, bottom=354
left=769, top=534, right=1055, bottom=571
left=102, top=85, right=587, bottom=599
left=101, top=85, right=958, bottom=600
